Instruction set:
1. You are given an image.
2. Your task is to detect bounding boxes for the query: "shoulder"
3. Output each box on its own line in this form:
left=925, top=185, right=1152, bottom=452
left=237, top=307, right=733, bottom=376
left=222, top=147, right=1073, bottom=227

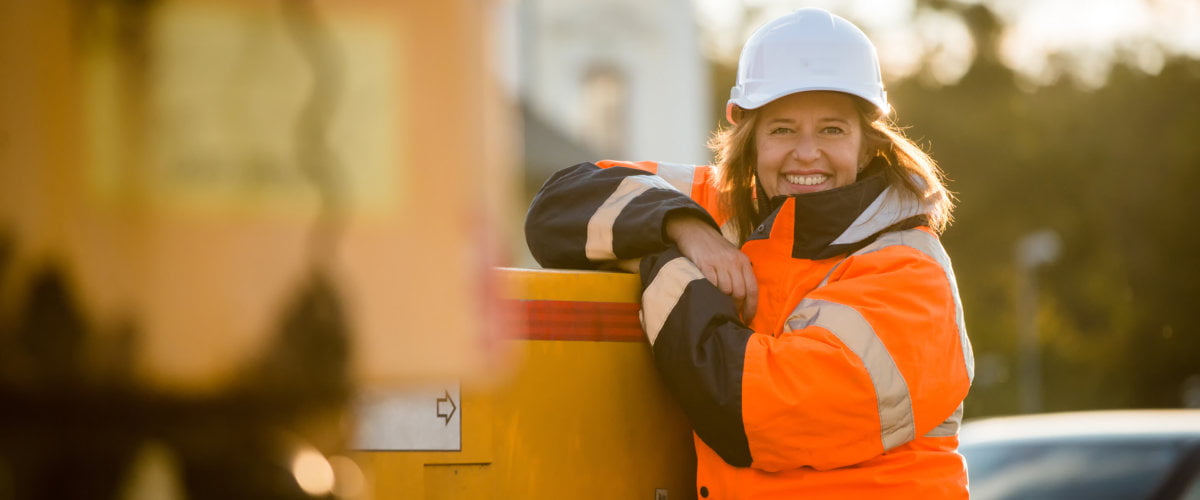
left=823, top=227, right=957, bottom=291
left=855, top=227, right=950, bottom=267
left=594, top=160, right=716, bottom=191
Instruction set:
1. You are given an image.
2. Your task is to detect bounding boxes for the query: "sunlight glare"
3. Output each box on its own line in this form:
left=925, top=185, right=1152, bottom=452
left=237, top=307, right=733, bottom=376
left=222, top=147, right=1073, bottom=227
left=915, top=10, right=975, bottom=85
left=292, top=447, right=335, bottom=497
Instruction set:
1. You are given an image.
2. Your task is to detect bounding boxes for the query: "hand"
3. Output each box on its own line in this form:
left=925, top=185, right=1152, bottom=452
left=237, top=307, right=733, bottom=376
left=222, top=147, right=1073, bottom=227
left=665, top=213, right=758, bottom=323
left=609, top=257, right=641, bottom=274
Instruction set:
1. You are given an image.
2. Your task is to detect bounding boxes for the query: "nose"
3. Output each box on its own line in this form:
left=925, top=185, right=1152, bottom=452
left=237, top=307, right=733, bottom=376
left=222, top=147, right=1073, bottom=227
left=791, top=133, right=820, bottom=162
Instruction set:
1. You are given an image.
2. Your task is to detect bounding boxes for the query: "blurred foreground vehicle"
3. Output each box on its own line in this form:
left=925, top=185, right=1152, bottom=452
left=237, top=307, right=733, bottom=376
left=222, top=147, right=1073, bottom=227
left=960, top=410, right=1200, bottom=500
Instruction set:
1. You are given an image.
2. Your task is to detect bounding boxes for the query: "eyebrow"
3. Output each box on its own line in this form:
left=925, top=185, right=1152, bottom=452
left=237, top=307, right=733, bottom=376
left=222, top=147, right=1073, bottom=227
left=764, top=116, right=852, bottom=125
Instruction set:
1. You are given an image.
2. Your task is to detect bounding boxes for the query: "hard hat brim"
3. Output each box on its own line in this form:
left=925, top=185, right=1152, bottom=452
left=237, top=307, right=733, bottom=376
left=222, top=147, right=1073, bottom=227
left=726, top=87, right=889, bottom=125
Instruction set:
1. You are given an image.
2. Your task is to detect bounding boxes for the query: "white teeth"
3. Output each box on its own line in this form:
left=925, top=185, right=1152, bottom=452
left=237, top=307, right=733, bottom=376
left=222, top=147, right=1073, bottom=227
left=785, top=174, right=827, bottom=186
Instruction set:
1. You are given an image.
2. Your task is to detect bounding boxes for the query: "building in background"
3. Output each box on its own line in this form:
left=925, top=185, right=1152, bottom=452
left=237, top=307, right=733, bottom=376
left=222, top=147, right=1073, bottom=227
left=495, top=0, right=711, bottom=267
left=500, top=0, right=712, bottom=191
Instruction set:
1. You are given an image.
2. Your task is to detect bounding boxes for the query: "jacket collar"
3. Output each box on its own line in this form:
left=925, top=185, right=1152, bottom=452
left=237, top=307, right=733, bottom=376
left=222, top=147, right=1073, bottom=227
left=747, top=160, right=931, bottom=260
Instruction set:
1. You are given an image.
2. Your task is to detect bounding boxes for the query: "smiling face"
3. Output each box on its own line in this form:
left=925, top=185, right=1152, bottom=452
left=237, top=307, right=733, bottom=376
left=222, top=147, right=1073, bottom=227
left=754, top=91, right=866, bottom=198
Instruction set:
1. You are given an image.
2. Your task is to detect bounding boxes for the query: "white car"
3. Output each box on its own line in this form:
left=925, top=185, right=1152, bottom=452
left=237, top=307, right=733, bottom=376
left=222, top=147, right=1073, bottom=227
left=959, top=410, right=1200, bottom=500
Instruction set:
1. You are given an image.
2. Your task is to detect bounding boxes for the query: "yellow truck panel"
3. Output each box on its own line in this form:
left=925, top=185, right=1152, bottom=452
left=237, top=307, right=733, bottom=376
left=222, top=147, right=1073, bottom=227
left=356, top=268, right=696, bottom=499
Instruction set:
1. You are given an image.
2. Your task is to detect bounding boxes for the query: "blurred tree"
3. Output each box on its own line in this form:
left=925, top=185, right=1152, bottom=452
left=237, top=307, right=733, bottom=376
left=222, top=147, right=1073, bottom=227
left=701, top=1, right=1200, bottom=416
left=890, top=2, right=1200, bottom=416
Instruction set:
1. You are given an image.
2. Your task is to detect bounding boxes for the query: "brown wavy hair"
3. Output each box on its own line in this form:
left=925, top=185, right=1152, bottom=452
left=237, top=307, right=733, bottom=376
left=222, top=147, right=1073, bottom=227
left=709, top=97, right=955, bottom=244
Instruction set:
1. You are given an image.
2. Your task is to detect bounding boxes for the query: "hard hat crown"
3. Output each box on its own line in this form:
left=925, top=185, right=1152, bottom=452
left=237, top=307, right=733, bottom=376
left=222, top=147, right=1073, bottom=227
left=727, top=8, right=888, bottom=124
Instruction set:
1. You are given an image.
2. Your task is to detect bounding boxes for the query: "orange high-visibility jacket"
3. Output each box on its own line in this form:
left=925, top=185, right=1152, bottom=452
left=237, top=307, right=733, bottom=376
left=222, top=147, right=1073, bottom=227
left=526, top=160, right=974, bottom=499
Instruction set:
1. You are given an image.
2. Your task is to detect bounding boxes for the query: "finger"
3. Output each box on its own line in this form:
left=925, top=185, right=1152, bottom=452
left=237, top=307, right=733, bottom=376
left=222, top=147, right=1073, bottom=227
left=613, top=258, right=641, bottom=274
left=716, top=267, right=734, bottom=296
left=726, top=265, right=746, bottom=303
left=700, top=265, right=720, bottom=290
left=741, top=289, right=758, bottom=324
left=741, top=263, right=759, bottom=323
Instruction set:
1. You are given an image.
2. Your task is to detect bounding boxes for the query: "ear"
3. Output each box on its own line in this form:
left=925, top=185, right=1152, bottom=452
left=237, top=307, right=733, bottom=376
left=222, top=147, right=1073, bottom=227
left=726, top=104, right=744, bottom=125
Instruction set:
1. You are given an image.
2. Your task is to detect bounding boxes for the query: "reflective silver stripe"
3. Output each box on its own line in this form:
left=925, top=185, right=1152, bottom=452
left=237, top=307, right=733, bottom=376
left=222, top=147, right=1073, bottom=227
left=830, top=187, right=929, bottom=246
left=925, top=404, right=963, bottom=438
left=586, top=175, right=677, bottom=261
left=785, top=299, right=916, bottom=451
left=641, top=257, right=705, bottom=346
left=655, top=162, right=697, bottom=195
left=853, top=229, right=975, bottom=383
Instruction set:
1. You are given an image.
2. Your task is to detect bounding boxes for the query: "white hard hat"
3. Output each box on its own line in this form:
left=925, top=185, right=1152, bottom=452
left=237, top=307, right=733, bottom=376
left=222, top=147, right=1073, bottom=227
left=727, top=8, right=888, bottom=124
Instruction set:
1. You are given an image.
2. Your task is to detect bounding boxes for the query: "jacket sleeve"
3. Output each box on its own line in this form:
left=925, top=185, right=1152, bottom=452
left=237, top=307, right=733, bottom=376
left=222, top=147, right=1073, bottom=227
left=639, top=247, right=755, bottom=467
left=639, top=233, right=972, bottom=472
left=525, top=162, right=718, bottom=269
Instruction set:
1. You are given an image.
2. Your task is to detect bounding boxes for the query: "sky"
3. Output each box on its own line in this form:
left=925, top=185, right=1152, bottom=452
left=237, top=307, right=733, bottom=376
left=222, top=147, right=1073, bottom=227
left=692, top=0, right=1200, bottom=88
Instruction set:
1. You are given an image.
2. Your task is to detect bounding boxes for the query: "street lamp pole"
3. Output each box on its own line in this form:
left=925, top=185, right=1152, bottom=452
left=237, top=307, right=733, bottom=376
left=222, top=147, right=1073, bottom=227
left=1015, top=229, right=1061, bottom=414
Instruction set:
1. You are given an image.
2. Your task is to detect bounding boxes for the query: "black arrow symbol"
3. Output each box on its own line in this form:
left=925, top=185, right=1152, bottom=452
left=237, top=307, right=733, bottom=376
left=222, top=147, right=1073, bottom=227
left=436, top=389, right=457, bottom=426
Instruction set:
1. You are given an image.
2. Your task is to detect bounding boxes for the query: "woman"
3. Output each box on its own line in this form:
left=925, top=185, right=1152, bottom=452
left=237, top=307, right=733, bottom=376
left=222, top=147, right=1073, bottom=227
left=526, top=8, right=973, bottom=499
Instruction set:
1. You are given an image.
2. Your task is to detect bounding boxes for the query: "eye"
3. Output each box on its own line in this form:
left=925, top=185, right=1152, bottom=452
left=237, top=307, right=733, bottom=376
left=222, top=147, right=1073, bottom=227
left=768, top=127, right=794, bottom=135
left=821, top=126, right=845, bottom=135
